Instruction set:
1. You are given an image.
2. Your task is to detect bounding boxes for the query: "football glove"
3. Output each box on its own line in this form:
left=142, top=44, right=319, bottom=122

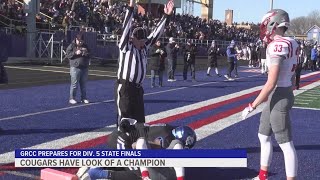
left=241, top=103, right=255, bottom=120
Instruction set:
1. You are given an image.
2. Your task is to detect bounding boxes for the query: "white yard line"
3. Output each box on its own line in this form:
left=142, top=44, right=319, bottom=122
left=5, top=66, right=117, bottom=77
left=295, top=96, right=318, bottom=99
left=294, top=102, right=309, bottom=105
left=294, top=99, right=314, bottom=102
left=299, top=93, right=320, bottom=96
left=293, top=106, right=320, bottom=111
left=1, top=171, right=39, bottom=179
left=43, top=66, right=117, bottom=74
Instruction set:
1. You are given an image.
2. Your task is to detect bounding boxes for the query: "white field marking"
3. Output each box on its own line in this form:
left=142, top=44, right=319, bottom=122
left=299, top=93, right=320, bottom=97
left=293, top=106, right=320, bottom=111
left=308, top=89, right=320, bottom=92
left=302, top=91, right=320, bottom=94
left=0, top=79, right=70, bottom=86
left=1, top=73, right=319, bottom=165
left=294, top=102, right=309, bottom=105
left=306, top=92, right=320, bottom=95
left=0, top=99, right=113, bottom=122
left=1, top=171, right=39, bottom=179
left=299, top=94, right=317, bottom=99
left=0, top=74, right=260, bottom=122
left=43, top=66, right=117, bottom=74
left=294, top=99, right=314, bottom=102
left=307, top=89, right=320, bottom=91
left=5, top=66, right=117, bottom=77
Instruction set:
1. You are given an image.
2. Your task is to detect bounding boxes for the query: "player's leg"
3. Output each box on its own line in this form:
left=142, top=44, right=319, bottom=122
left=114, top=82, right=132, bottom=125
left=69, top=67, right=80, bottom=102
left=256, top=101, right=273, bottom=180
left=133, top=87, right=146, bottom=123
left=214, top=60, right=221, bottom=77
left=136, top=138, right=151, bottom=179
left=191, top=62, right=196, bottom=80
left=207, top=66, right=212, bottom=76
left=270, top=88, right=297, bottom=180
left=183, top=61, right=188, bottom=80
left=167, top=140, right=185, bottom=180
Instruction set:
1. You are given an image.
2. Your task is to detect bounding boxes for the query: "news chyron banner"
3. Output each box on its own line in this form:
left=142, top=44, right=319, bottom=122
left=15, top=149, right=247, bottom=168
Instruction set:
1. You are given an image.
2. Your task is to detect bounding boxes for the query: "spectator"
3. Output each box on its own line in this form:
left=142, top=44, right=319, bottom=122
left=166, top=37, right=179, bottom=82
left=259, top=42, right=267, bottom=74
left=206, top=40, right=221, bottom=77
left=1, top=0, right=261, bottom=42
left=304, top=43, right=312, bottom=71
left=296, top=44, right=306, bottom=90
left=311, top=45, right=318, bottom=71
left=225, top=40, right=236, bottom=81
left=183, top=40, right=197, bottom=82
left=234, top=45, right=242, bottom=78
left=65, top=33, right=90, bottom=104
left=150, top=40, right=166, bottom=88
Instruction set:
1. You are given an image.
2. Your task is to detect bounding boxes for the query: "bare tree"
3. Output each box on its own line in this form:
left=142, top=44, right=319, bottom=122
left=289, top=10, right=320, bottom=35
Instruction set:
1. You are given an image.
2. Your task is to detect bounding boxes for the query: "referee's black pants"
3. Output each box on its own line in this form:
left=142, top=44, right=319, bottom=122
left=114, top=80, right=145, bottom=126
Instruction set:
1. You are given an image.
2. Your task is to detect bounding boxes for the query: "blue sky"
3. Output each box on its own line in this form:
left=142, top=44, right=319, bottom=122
left=176, top=0, right=319, bottom=23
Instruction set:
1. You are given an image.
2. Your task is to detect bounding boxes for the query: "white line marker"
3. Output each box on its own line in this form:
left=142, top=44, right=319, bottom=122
left=299, top=93, right=320, bottom=97
left=43, top=66, right=117, bottom=74
left=293, top=106, right=320, bottom=111
left=294, top=102, right=309, bottom=105
left=1, top=170, right=39, bottom=179
left=295, top=99, right=314, bottom=102
left=5, top=66, right=117, bottom=77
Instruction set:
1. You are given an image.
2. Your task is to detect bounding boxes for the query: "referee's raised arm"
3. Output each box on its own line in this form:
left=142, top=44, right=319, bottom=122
left=145, top=0, right=175, bottom=49
left=118, top=0, right=135, bottom=52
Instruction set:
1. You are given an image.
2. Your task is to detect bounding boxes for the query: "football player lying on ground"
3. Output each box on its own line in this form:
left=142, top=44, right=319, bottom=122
left=77, top=118, right=197, bottom=180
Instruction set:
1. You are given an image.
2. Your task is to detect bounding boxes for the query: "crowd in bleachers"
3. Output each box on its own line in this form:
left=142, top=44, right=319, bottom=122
left=0, top=0, right=260, bottom=42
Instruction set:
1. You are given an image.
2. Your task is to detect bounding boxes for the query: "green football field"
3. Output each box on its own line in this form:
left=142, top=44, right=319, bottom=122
left=294, top=86, right=320, bottom=109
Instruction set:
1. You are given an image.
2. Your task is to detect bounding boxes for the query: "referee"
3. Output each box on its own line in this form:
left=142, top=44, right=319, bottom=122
left=115, top=0, right=174, bottom=125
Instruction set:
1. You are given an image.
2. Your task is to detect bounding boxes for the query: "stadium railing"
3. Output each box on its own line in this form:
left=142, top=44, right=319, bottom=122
left=2, top=28, right=252, bottom=64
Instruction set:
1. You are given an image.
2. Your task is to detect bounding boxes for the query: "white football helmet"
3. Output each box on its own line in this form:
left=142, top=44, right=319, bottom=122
left=260, top=9, right=290, bottom=43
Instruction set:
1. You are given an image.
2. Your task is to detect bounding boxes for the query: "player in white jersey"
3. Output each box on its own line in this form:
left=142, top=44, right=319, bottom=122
left=241, top=9, right=299, bottom=180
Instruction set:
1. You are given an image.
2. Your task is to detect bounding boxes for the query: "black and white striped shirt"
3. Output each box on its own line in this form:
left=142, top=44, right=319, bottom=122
left=117, top=7, right=168, bottom=84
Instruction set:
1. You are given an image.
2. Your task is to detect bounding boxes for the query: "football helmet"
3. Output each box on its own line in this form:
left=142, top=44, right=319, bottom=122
left=260, top=9, right=290, bottom=43
left=172, top=126, right=197, bottom=149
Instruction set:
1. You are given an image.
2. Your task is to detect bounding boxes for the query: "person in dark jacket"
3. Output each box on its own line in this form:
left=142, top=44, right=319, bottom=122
left=166, top=37, right=179, bottom=82
left=183, top=40, right=197, bottom=82
left=311, top=45, right=318, bottom=71
left=66, top=33, right=91, bottom=104
left=150, top=40, right=166, bottom=87
left=0, top=34, right=9, bottom=84
left=207, top=40, right=221, bottom=77
left=259, top=42, right=267, bottom=74
left=304, top=43, right=312, bottom=71
left=225, top=41, right=237, bottom=81
left=296, top=44, right=306, bottom=90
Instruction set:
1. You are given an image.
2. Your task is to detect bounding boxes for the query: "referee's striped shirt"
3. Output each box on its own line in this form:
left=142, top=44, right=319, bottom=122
left=117, top=7, right=168, bottom=84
